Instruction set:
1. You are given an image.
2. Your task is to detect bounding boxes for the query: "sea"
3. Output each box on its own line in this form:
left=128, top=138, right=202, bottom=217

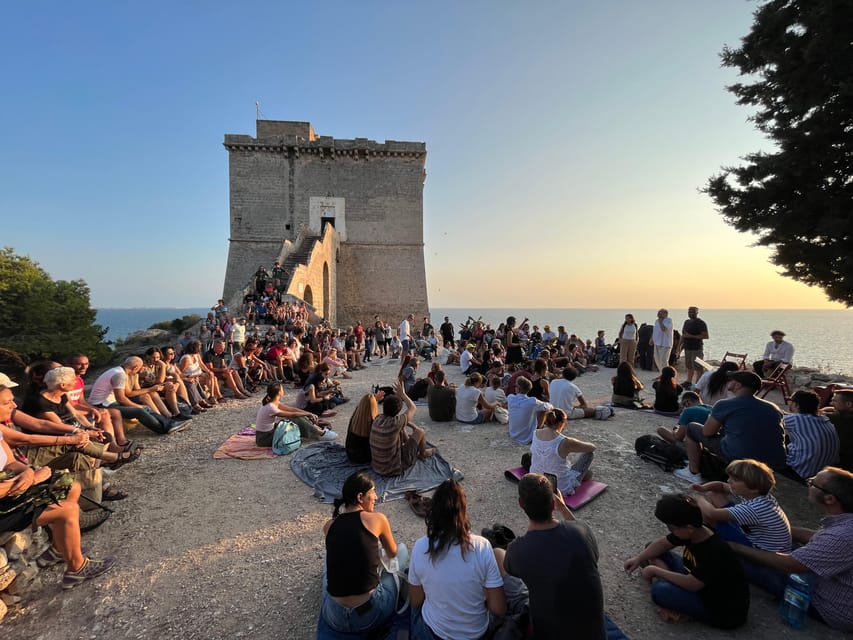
left=97, top=307, right=853, bottom=375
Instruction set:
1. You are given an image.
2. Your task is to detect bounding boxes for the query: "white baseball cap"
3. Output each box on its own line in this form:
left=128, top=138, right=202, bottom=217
left=0, top=372, right=19, bottom=388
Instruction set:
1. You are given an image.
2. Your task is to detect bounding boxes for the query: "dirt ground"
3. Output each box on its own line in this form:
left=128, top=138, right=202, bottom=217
left=2, top=356, right=839, bottom=640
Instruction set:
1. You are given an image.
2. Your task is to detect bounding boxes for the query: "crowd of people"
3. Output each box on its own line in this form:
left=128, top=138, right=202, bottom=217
left=3, top=303, right=853, bottom=637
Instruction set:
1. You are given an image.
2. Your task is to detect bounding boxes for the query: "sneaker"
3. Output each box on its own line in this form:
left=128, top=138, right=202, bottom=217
left=320, top=428, right=338, bottom=441
left=62, top=556, right=116, bottom=589
left=167, top=420, right=191, bottom=434
left=673, top=467, right=703, bottom=484
left=36, top=546, right=64, bottom=568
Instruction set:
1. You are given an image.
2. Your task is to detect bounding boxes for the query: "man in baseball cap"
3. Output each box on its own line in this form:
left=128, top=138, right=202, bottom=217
left=675, top=368, right=786, bottom=483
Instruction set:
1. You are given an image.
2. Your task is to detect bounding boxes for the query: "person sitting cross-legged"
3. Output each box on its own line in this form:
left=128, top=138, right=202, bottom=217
left=529, top=409, right=596, bottom=496
left=369, top=380, right=433, bottom=477
left=623, top=493, right=750, bottom=629
left=549, top=366, right=597, bottom=419
left=507, top=377, right=552, bottom=445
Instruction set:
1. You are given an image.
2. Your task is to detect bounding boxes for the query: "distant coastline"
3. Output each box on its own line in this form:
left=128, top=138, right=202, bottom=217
left=98, top=306, right=853, bottom=374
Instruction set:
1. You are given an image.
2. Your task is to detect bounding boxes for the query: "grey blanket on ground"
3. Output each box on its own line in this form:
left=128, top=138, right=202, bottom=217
left=290, top=441, right=463, bottom=503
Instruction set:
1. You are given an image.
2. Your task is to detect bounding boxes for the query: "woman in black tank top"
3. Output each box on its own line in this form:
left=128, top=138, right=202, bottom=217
left=320, top=472, right=403, bottom=635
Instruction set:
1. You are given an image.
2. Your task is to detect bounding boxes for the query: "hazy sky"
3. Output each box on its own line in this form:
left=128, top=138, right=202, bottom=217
left=1, top=1, right=845, bottom=310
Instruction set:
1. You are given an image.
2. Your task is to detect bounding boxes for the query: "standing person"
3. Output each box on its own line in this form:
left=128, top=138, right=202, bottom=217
left=439, top=316, right=455, bottom=349
left=617, top=313, right=639, bottom=366
left=505, top=316, right=527, bottom=366
left=408, top=479, right=506, bottom=640
left=637, top=322, right=654, bottom=370
left=681, top=306, right=709, bottom=388
left=373, top=317, right=387, bottom=358
left=399, top=313, right=414, bottom=356
left=319, top=472, right=402, bottom=635
left=229, top=318, right=247, bottom=355
left=504, top=473, right=606, bottom=639
left=651, top=309, right=674, bottom=372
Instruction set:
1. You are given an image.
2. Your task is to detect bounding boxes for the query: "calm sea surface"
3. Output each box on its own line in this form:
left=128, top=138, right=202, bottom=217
left=97, top=307, right=853, bottom=374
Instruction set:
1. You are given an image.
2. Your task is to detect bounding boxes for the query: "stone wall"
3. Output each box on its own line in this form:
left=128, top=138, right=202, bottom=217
left=0, top=528, right=50, bottom=623
left=222, top=120, right=429, bottom=328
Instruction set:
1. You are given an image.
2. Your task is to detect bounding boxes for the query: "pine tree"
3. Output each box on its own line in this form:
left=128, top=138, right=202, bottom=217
left=705, top=0, right=853, bottom=305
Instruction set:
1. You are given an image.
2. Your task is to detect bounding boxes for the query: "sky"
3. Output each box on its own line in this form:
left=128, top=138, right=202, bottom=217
left=1, top=1, right=846, bottom=311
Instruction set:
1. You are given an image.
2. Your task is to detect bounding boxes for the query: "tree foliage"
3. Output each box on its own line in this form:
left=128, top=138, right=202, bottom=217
left=705, top=0, right=853, bottom=305
left=0, top=247, right=111, bottom=365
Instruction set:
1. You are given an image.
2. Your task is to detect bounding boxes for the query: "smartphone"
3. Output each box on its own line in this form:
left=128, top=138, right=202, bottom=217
left=544, top=473, right=558, bottom=495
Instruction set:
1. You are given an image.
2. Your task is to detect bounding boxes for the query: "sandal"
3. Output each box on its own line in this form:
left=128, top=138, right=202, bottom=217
left=102, top=486, right=129, bottom=501
left=115, top=439, right=134, bottom=453
left=107, top=445, right=143, bottom=470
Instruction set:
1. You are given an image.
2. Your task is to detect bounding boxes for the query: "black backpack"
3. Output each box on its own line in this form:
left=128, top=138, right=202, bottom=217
left=634, top=434, right=687, bottom=472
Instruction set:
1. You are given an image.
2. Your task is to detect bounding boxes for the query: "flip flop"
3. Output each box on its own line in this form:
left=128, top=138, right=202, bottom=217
left=102, top=486, right=129, bottom=501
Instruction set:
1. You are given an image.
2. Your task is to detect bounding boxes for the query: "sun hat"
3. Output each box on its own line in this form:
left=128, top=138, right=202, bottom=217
left=0, top=372, right=18, bottom=388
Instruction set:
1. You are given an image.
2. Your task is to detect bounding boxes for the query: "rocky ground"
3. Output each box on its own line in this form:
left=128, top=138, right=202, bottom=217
left=1, top=355, right=841, bottom=639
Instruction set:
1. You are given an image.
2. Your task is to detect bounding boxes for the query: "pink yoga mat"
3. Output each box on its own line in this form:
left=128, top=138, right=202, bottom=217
left=504, top=466, right=608, bottom=509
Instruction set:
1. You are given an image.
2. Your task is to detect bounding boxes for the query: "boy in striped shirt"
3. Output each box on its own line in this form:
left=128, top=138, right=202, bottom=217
left=690, top=459, right=791, bottom=594
left=784, top=390, right=840, bottom=481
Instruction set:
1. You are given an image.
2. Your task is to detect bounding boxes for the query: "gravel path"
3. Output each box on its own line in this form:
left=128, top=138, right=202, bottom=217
left=2, top=357, right=836, bottom=639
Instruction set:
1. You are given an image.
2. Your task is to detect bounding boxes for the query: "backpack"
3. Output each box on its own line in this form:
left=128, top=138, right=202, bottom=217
left=606, top=349, right=620, bottom=368
left=272, top=419, right=301, bottom=455
left=634, top=434, right=687, bottom=472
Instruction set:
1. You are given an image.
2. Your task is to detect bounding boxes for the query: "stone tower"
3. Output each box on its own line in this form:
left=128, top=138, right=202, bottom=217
left=222, top=120, right=429, bottom=328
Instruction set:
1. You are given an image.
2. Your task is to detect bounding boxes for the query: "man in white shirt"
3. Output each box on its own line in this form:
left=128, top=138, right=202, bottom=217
left=460, top=343, right=480, bottom=375
left=753, top=330, right=795, bottom=375
left=549, top=367, right=595, bottom=419
left=399, top=313, right=414, bottom=355
left=229, top=318, right=247, bottom=354
left=650, top=308, right=673, bottom=372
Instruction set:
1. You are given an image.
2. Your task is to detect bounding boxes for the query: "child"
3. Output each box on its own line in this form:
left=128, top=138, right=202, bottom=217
left=623, top=494, right=749, bottom=628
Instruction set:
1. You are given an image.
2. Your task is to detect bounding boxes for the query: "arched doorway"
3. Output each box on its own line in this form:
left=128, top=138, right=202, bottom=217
left=303, top=285, right=314, bottom=307
left=323, top=262, right=330, bottom=319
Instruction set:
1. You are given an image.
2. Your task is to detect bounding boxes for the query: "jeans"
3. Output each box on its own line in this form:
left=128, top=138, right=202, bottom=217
left=650, top=552, right=712, bottom=623
left=110, top=404, right=169, bottom=434
left=713, top=522, right=790, bottom=596
left=320, top=571, right=398, bottom=634
left=411, top=607, right=444, bottom=640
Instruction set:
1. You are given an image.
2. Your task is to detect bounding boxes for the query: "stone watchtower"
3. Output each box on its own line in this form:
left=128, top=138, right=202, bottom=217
left=222, top=120, right=429, bottom=328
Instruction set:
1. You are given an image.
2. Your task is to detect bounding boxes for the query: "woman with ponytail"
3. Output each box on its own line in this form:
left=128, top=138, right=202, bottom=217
left=254, top=382, right=336, bottom=447
left=320, top=471, right=402, bottom=634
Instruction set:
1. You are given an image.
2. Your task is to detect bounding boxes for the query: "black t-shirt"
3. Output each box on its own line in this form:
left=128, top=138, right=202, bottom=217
left=440, top=322, right=454, bottom=340
left=681, top=318, right=708, bottom=351
left=505, top=522, right=605, bottom=640
left=203, top=349, right=228, bottom=369
left=665, top=531, right=749, bottom=629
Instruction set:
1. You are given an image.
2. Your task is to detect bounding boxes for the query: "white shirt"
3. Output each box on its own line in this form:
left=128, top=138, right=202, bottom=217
left=762, top=340, right=794, bottom=364
left=399, top=318, right=411, bottom=341
left=88, top=366, right=126, bottom=406
left=460, top=349, right=475, bottom=372
left=455, top=385, right=483, bottom=422
left=651, top=317, right=673, bottom=347
left=549, top=378, right=583, bottom=413
left=408, top=535, right=503, bottom=640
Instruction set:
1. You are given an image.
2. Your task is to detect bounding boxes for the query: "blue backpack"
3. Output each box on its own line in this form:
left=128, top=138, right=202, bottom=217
left=272, top=419, right=301, bottom=455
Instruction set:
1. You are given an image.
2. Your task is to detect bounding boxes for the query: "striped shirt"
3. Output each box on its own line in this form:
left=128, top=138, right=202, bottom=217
left=369, top=414, right=406, bottom=476
left=727, top=494, right=792, bottom=552
left=792, top=513, right=853, bottom=632
left=784, top=413, right=840, bottom=479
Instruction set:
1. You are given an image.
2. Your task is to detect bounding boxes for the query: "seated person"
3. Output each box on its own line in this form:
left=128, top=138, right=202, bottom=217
left=255, top=382, right=335, bottom=447
left=690, top=458, right=791, bottom=594
left=652, top=366, right=683, bottom=414
left=1, top=405, right=115, bottom=589
left=676, top=371, right=786, bottom=484
left=345, top=390, right=384, bottom=463
left=319, top=472, right=402, bottom=635
left=483, top=375, right=507, bottom=408
left=369, top=381, right=433, bottom=476
left=530, top=409, right=596, bottom=496
left=398, top=355, right=419, bottom=395
left=728, top=466, right=853, bottom=632
left=752, top=330, right=794, bottom=376
left=657, top=391, right=710, bottom=444
left=507, top=377, right=552, bottom=445
left=455, top=373, right=496, bottom=424
left=611, top=362, right=644, bottom=407
left=296, top=363, right=337, bottom=417
left=264, top=337, right=296, bottom=383
left=527, top=358, right=550, bottom=402
left=323, top=348, right=351, bottom=379
left=427, top=371, right=456, bottom=423
left=623, top=493, right=749, bottom=629
left=694, top=362, right=739, bottom=406
left=783, top=390, right=840, bottom=482
left=549, top=366, right=596, bottom=419
left=204, top=340, right=250, bottom=400
left=823, top=389, right=853, bottom=472
left=460, top=343, right=481, bottom=375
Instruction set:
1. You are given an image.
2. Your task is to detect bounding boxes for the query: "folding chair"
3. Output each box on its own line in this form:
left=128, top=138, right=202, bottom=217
left=759, top=363, right=793, bottom=403
left=721, top=352, right=748, bottom=370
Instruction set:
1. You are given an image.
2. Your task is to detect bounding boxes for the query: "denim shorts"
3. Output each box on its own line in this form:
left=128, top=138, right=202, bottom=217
left=320, top=571, right=397, bottom=634
left=457, top=411, right=486, bottom=425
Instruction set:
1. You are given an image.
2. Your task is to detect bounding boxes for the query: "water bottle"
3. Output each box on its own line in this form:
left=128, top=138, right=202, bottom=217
left=779, top=573, right=811, bottom=629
